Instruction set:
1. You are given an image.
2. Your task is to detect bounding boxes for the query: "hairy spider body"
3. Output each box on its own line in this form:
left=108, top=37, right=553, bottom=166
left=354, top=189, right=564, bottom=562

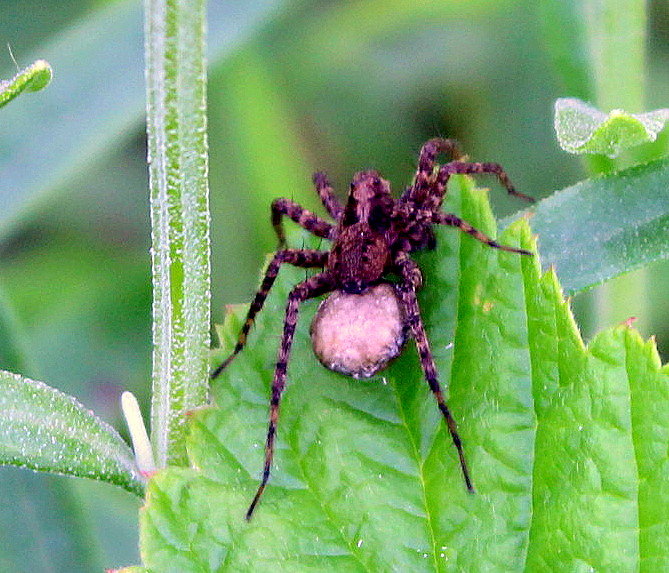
left=212, top=138, right=533, bottom=520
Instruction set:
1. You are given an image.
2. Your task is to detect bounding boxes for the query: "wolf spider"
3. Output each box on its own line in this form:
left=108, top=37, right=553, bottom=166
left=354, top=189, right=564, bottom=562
left=212, top=138, right=534, bottom=519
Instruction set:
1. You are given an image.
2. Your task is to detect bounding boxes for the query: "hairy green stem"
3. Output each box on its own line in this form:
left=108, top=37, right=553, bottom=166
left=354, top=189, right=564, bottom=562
left=145, top=0, right=210, bottom=467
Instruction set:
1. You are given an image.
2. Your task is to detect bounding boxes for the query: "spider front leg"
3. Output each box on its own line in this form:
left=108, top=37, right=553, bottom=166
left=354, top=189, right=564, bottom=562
left=401, top=138, right=465, bottom=205
left=395, top=253, right=474, bottom=492
left=210, top=249, right=328, bottom=379
left=312, top=171, right=344, bottom=221
left=270, top=173, right=344, bottom=246
left=246, top=273, right=334, bottom=520
left=432, top=211, right=533, bottom=256
left=438, top=160, right=535, bottom=203
left=417, top=137, right=465, bottom=174
left=271, top=198, right=336, bottom=247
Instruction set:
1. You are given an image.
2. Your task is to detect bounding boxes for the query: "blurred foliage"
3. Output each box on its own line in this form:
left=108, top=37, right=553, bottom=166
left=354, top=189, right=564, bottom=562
left=0, top=0, right=668, bottom=570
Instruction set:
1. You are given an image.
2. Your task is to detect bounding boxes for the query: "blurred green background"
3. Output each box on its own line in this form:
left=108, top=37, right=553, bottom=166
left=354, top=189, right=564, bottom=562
left=0, top=0, right=668, bottom=570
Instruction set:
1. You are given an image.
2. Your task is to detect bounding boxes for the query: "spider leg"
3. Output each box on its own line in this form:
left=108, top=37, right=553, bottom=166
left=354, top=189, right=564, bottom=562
left=313, top=171, right=344, bottom=221
left=438, top=161, right=535, bottom=203
left=246, top=272, right=334, bottom=520
left=210, top=249, right=329, bottom=379
left=394, top=252, right=474, bottom=493
left=400, top=138, right=464, bottom=204
left=271, top=198, right=336, bottom=247
left=432, top=211, right=533, bottom=256
left=417, top=137, right=465, bottom=173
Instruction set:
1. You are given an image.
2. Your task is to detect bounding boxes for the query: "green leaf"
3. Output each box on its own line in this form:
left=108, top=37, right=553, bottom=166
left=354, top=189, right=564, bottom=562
left=139, top=179, right=669, bottom=571
left=0, top=59, right=52, bottom=108
left=501, top=157, right=669, bottom=295
left=554, top=98, right=669, bottom=157
left=0, top=370, right=145, bottom=496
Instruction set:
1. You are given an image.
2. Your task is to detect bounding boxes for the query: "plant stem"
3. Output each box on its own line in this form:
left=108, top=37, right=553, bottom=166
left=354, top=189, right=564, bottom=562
left=582, top=0, right=648, bottom=335
left=145, top=0, right=210, bottom=467
left=583, top=0, right=646, bottom=113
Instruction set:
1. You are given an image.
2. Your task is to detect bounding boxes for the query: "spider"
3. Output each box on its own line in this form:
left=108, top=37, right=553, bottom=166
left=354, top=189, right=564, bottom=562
left=212, top=138, right=534, bottom=520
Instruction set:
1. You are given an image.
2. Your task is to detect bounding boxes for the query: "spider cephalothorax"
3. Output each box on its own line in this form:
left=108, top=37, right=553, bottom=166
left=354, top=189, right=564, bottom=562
left=212, top=138, right=534, bottom=519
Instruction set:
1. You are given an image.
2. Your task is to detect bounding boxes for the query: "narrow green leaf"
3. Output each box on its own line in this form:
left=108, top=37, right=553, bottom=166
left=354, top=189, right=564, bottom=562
left=0, top=59, right=52, bottom=108
left=555, top=98, right=669, bottom=157
left=0, top=258, right=105, bottom=573
left=0, top=370, right=144, bottom=496
left=145, top=0, right=210, bottom=467
left=139, top=180, right=669, bottom=570
left=501, top=157, right=669, bottom=295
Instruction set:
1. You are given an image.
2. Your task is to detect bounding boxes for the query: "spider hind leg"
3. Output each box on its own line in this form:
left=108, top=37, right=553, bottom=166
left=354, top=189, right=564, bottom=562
left=246, top=273, right=333, bottom=520
left=395, top=254, right=474, bottom=492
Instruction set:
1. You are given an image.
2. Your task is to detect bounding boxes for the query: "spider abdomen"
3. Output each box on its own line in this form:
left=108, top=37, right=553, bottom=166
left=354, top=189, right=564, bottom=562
left=328, top=223, right=389, bottom=293
left=310, top=283, right=408, bottom=378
